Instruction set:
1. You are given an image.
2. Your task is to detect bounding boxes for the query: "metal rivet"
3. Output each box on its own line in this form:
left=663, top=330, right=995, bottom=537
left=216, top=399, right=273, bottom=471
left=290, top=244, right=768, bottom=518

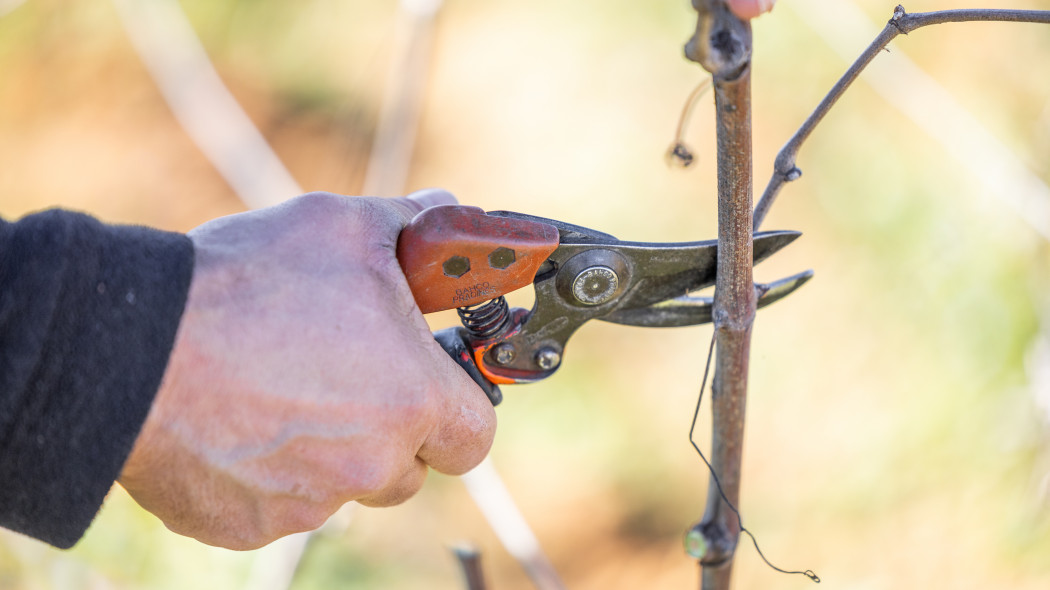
left=442, top=255, right=471, bottom=278
left=571, top=266, right=618, bottom=306
left=534, top=347, right=561, bottom=371
left=488, top=247, right=516, bottom=270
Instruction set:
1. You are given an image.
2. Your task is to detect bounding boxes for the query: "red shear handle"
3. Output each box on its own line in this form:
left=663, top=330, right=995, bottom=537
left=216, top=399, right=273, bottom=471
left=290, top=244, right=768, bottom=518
left=396, top=205, right=560, bottom=314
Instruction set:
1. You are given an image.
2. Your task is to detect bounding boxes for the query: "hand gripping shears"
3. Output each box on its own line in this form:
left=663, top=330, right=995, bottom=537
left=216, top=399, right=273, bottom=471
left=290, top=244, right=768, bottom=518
left=396, top=205, right=811, bottom=405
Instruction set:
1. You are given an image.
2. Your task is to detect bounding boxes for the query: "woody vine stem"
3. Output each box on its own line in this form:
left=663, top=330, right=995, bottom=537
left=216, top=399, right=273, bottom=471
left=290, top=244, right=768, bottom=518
left=682, top=2, right=756, bottom=589
left=683, top=3, right=1050, bottom=590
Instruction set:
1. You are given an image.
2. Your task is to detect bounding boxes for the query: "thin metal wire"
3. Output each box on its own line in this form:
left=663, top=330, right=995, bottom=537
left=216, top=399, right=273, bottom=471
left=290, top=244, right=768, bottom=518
left=689, top=332, right=820, bottom=583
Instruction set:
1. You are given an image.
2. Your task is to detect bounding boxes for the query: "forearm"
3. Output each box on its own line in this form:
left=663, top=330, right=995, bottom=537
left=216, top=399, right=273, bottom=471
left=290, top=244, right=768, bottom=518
left=0, top=209, right=193, bottom=548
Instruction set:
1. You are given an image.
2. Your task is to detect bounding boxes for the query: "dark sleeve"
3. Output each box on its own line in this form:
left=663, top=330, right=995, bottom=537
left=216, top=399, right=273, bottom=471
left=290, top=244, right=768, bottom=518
left=0, top=209, right=194, bottom=548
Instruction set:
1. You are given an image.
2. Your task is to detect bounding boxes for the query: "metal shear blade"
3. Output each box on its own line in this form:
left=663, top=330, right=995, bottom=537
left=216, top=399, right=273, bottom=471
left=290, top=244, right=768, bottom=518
left=600, top=269, right=814, bottom=327
left=492, top=230, right=805, bottom=377
left=582, top=230, right=803, bottom=313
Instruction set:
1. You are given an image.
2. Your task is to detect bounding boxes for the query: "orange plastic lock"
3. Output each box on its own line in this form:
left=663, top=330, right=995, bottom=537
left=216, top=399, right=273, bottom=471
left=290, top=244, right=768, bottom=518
left=396, top=205, right=560, bottom=314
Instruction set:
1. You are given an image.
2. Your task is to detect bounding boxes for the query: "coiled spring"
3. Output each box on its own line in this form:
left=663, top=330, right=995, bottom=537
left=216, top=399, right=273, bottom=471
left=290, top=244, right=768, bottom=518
left=457, top=297, right=510, bottom=338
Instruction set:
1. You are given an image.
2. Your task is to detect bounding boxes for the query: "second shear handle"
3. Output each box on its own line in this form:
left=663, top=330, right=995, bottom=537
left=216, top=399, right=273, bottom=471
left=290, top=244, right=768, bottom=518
left=433, top=327, right=503, bottom=405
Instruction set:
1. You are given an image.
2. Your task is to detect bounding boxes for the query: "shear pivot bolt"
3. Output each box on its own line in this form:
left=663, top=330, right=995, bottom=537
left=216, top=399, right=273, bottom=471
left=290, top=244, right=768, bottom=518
left=493, top=343, right=516, bottom=365
left=572, top=266, right=619, bottom=306
left=534, top=347, right=561, bottom=371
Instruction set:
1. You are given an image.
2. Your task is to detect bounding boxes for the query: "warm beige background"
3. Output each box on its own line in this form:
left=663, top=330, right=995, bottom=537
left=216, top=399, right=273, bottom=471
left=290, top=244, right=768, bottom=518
left=1, top=0, right=1049, bottom=589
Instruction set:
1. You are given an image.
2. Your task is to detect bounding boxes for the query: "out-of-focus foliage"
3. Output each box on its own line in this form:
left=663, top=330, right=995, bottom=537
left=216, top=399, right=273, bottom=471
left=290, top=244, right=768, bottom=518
left=1, top=0, right=1049, bottom=588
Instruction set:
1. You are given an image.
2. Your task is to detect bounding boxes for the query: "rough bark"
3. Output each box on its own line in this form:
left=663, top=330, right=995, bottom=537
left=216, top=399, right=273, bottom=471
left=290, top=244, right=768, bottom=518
left=684, top=2, right=754, bottom=589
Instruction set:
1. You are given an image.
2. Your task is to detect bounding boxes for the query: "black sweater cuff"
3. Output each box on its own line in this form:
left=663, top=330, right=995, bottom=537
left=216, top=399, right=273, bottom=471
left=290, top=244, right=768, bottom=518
left=0, top=209, right=194, bottom=548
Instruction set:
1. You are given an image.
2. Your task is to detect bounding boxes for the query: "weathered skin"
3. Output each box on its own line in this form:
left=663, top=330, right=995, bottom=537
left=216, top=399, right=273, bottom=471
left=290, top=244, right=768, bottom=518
left=120, top=190, right=497, bottom=551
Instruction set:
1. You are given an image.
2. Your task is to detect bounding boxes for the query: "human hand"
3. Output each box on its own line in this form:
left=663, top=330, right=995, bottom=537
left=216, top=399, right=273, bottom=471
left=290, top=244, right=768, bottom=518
left=727, top=0, right=775, bottom=20
left=118, top=190, right=496, bottom=550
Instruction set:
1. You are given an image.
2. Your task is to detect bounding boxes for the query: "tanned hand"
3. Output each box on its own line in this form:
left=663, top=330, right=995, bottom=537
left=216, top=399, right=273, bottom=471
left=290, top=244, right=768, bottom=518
left=119, top=190, right=496, bottom=550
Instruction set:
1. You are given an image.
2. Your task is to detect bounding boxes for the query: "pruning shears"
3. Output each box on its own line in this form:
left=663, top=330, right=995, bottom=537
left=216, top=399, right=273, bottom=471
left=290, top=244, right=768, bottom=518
left=396, top=205, right=810, bottom=405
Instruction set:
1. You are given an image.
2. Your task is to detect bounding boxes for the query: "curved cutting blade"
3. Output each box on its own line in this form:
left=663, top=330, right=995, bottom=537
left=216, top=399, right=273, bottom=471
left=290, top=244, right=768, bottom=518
left=599, top=269, right=814, bottom=327
left=603, top=230, right=803, bottom=312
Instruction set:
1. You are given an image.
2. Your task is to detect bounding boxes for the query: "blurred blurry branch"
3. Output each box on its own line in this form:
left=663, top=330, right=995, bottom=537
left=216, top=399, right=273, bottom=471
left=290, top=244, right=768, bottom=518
left=461, top=459, right=566, bottom=590
left=753, top=5, right=1050, bottom=233
left=782, top=0, right=1050, bottom=245
left=452, top=544, right=489, bottom=590
left=363, top=0, right=440, bottom=196
left=112, top=0, right=301, bottom=209
left=0, top=0, right=25, bottom=18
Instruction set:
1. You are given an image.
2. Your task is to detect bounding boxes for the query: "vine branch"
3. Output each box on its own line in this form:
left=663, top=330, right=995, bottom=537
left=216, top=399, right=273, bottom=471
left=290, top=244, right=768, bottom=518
left=683, top=2, right=754, bottom=589
left=752, top=5, right=1050, bottom=230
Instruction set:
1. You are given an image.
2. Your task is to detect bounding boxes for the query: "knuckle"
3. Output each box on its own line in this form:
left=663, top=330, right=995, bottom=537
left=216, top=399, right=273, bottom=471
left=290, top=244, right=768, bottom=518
left=342, top=450, right=405, bottom=498
left=358, top=462, right=428, bottom=508
left=161, top=502, right=274, bottom=551
left=228, top=535, right=271, bottom=552
left=291, top=191, right=342, bottom=211
left=290, top=192, right=388, bottom=232
left=236, top=500, right=337, bottom=547
left=207, top=523, right=272, bottom=551
left=272, top=504, right=334, bottom=537
left=431, top=402, right=497, bottom=476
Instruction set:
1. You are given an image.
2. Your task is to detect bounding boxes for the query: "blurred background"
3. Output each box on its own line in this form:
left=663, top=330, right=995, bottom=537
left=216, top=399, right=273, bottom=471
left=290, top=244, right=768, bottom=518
left=2, top=0, right=1050, bottom=588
